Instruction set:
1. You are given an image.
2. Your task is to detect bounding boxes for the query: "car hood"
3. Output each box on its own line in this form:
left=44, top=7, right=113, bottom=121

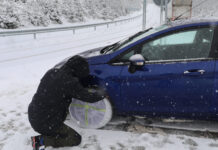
left=54, top=47, right=111, bottom=68
left=78, top=47, right=111, bottom=65
left=78, top=47, right=103, bottom=58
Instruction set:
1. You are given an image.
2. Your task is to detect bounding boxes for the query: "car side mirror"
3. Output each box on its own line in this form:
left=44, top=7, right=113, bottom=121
left=128, top=54, right=145, bottom=73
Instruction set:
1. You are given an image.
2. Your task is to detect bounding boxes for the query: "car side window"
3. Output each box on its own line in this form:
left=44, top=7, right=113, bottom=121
left=151, top=31, right=196, bottom=46
left=141, top=27, right=214, bottom=61
left=120, top=27, right=214, bottom=62
left=121, top=50, right=135, bottom=61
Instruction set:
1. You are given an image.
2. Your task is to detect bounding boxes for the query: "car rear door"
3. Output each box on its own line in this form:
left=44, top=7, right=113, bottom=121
left=115, top=26, right=217, bottom=118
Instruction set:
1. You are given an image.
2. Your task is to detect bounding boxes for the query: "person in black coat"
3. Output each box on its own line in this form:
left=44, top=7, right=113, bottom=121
left=28, top=55, right=104, bottom=150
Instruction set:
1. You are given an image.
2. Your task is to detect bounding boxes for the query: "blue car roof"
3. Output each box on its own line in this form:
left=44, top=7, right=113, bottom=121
left=169, top=19, right=218, bottom=28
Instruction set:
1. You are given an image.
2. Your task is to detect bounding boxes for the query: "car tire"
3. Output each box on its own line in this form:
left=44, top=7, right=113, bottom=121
left=69, top=98, right=113, bottom=129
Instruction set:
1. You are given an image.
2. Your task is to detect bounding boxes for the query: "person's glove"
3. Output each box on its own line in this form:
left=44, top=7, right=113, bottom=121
left=88, top=88, right=106, bottom=99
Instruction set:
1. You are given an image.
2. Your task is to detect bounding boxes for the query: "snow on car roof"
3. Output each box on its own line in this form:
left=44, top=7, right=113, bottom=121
left=168, top=19, right=218, bottom=27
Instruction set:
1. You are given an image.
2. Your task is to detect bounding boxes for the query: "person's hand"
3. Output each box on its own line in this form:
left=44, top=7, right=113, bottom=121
left=88, top=88, right=106, bottom=99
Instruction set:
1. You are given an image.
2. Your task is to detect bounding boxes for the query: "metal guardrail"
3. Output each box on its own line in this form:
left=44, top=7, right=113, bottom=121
left=0, top=14, right=142, bottom=39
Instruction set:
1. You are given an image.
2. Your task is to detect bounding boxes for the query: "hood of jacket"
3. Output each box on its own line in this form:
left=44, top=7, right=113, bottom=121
left=65, top=55, right=89, bottom=79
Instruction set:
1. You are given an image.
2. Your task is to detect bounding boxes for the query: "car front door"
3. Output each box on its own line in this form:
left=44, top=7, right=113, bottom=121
left=114, top=26, right=216, bottom=118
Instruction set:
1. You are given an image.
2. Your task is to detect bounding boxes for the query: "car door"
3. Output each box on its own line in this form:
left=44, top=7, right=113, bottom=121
left=113, top=26, right=216, bottom=118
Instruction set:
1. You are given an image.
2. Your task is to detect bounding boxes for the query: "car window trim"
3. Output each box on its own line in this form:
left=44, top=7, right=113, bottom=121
left=211, top=26, right=218, bottom=58
left=145, top=58, right=215, bottom=64
left=109, top=25, right=217, bottom=65
left=110, top=58, right=215, bottom=66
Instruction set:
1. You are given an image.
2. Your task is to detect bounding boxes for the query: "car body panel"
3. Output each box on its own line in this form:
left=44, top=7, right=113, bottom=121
left=212, top=61, right=218, bottom=119
left=88, top=64, right=123, bottom=111
left=119, top=60, right=215, bottom=118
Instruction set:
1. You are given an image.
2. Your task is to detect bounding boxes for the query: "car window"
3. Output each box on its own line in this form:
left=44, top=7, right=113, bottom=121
left=120, top=27, right=214, bottom=62
left=121, top=50, right=135, bottom=61
left=152, top=30, right=196, bottom=46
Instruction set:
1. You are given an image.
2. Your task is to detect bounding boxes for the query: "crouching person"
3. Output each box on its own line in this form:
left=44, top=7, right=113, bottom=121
left=28, top=55, right=104, bottom=150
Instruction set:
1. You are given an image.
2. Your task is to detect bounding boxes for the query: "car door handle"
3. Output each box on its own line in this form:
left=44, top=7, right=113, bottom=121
left=184, top=69, right=205, bottom=75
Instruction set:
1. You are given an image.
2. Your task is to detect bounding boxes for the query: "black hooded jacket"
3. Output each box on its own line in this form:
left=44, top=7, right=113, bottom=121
left=28, top=55, right=104, bottom=136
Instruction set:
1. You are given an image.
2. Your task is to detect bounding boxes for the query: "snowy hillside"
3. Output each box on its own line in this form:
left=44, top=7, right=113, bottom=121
left=0, top=0, right=142, bottom=29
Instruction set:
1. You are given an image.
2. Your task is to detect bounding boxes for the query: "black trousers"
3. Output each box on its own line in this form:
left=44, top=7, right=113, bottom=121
left=43, top=124, right=81, bottom=148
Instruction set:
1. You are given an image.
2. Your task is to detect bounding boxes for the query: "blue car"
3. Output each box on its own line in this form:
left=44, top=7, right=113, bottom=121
left=68, top=20, right=218, bottom=127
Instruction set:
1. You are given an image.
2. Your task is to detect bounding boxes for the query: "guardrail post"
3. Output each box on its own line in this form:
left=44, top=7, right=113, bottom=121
left=94, top=26, right=96, bottom=31
left=34, top=33, right=36, bottom=39
left=107, top=24, right=109, bottom=28
left=73, top=29, right=75, bottom=34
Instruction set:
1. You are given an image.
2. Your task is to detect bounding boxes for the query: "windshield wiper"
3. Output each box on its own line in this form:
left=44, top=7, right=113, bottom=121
left=128, top=27, right=153, bottom=41
left=100, top=42, right=120, bottom=54
left=116, top=28, right=153, bottom=49
left=100, top=27, right=153, bottom=54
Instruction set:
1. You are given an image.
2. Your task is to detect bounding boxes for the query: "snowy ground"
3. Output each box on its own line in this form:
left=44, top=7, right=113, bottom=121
left=1, top=4, right=218, bottom=150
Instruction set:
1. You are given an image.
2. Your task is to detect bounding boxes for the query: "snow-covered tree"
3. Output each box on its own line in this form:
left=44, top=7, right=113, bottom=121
left=0, top=0, right=142, bottom=29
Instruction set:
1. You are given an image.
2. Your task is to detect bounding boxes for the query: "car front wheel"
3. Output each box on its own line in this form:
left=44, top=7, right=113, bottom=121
left=69, top=98, right=113, bottom=129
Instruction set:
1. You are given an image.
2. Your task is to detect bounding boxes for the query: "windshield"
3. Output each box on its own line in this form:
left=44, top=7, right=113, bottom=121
left=106, top=24, right=169, bottom=54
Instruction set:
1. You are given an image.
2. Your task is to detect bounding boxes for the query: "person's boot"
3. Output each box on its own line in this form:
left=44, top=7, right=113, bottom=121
left=31, top=135, right=45, bottom=150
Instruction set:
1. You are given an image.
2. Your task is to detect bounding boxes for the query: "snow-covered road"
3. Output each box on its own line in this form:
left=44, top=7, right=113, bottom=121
left=0, top=6, right=218, bottom=150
